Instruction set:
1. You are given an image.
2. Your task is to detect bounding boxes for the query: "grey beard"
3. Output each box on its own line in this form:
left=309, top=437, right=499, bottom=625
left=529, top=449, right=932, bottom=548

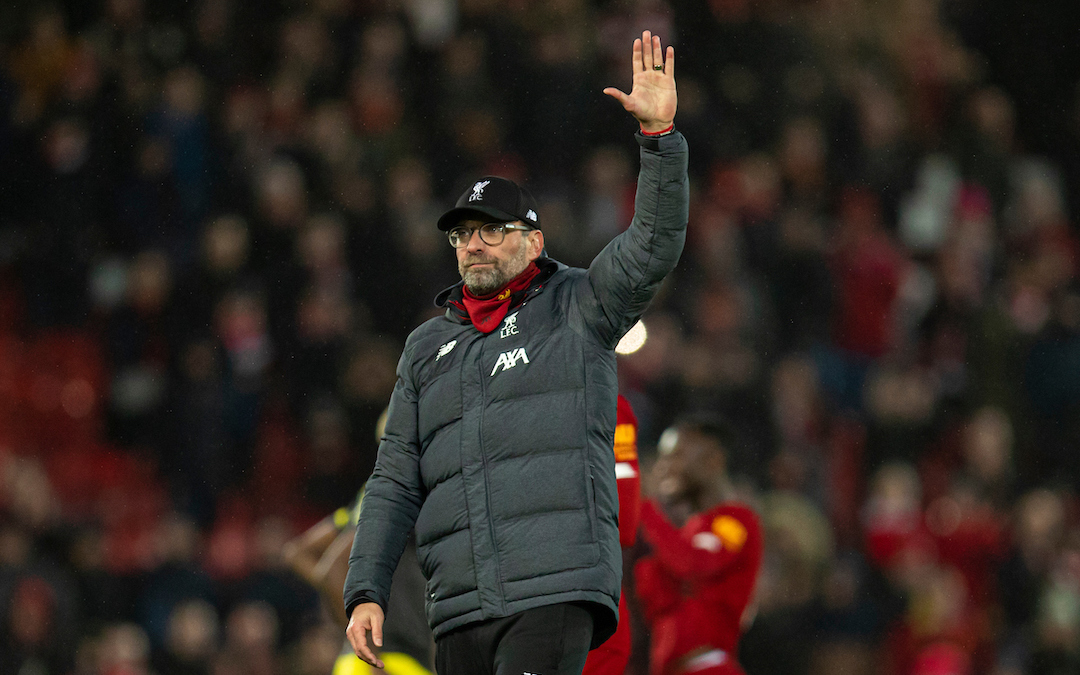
left=462, top=266, right=507, bottom=296
left=459, top=238, right=530, bottom=296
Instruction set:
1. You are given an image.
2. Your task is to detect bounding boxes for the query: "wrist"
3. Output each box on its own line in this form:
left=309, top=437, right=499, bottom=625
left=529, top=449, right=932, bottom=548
left=640, top=122, right=675, bottom=136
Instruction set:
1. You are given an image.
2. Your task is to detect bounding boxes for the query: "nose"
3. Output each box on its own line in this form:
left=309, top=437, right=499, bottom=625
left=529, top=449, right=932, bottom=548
left=465, top=228, right=487, bottom=253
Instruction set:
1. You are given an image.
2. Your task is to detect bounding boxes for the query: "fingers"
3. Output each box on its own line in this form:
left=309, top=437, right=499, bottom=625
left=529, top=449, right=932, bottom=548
left=357, top=640, right=382, bottom=668
left=371, top=614, right=384, bottom=648
left=641, top=31, right=654, bottom=71
left=353, top=627, right=384, bottom=669
left=347, top=614, right=385, bottom=669
left=603, top=87, right=632, bottom=110
left=635, top=31, right=669, bottom=75
left=610, top=30, right=675, bottom=116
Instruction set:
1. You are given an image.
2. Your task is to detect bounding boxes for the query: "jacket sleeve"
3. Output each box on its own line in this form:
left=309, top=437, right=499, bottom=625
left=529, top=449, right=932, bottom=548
left=570, top=131, right=689, bottom=348
left=638, top=500, right=754, bottom=581
left=343, top=343, right=425, bottom=619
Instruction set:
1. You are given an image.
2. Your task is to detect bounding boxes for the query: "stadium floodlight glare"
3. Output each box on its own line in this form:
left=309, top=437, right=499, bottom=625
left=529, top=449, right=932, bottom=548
left=615, top=319, right=647, bottom=355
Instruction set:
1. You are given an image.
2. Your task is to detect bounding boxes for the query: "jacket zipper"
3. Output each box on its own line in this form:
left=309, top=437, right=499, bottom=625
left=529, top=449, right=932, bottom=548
left=476, top=336, right=506, bottom=615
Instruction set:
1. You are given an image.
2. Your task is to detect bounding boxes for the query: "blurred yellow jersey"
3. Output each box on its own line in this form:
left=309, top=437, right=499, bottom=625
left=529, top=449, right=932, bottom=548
left=333, top=651, right=432, bottom=675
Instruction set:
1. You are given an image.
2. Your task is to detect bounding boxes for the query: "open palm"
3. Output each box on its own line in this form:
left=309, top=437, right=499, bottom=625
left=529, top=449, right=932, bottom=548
left=604, top=30, right=677, bottom=132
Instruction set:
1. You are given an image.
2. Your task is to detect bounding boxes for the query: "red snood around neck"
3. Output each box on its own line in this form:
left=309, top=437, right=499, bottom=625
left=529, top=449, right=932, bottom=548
left=458, top=262, right=541, bottom=333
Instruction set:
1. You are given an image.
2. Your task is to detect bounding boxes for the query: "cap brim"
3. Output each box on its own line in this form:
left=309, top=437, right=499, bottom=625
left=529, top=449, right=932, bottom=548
left=437, top=206, right=519, bottom=231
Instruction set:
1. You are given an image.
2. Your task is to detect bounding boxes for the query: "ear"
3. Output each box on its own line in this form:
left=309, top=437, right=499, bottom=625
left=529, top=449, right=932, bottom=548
left=526, top=229, right=545, bottom=261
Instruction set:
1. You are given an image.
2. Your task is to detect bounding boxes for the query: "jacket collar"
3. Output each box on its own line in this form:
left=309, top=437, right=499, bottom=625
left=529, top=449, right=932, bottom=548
left=436, top=257, right=561, bottom=324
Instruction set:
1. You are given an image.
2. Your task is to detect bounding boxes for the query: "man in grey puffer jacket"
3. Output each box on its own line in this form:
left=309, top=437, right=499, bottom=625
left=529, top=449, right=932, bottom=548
left=345, top=30, right=688, bottom=675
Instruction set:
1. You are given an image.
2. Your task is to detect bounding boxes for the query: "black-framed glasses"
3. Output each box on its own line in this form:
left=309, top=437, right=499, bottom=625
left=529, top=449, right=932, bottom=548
left=447, top=222, right=534, bottom=248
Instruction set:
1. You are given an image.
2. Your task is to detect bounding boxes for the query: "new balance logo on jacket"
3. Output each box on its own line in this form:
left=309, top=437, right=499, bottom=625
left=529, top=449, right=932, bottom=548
left=491, top=347, right=529, bottom=376
left=435, top=340, right=457, bottom=361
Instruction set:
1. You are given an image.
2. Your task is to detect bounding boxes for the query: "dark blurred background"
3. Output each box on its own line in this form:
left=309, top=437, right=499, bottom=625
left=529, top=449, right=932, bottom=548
left=2, top=0, right=1080, bottom=674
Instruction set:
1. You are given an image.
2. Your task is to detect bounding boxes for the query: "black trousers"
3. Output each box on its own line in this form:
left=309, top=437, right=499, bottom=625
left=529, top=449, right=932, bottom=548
left=435, top=603, right=594, bottom=675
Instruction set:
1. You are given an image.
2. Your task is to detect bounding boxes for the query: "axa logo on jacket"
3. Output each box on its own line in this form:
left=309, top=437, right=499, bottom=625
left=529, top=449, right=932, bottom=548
left=490, top=347, right=529, bottom=376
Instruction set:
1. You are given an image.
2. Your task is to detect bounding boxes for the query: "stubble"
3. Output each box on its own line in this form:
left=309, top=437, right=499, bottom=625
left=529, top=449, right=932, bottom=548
left=459, top=236, right=530, bottom=296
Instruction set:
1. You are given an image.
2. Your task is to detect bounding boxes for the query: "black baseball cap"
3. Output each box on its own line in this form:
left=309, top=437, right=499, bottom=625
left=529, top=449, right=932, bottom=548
left=437, top=176, right=541, bottom=231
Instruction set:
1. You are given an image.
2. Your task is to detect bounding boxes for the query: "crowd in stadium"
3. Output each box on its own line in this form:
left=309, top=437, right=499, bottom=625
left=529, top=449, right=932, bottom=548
left=2, top=0, right=1080, bottom=673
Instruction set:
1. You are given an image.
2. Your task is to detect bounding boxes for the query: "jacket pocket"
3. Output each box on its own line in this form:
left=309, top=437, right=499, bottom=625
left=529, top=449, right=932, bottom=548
left=584, top=458, right=598, bottom=543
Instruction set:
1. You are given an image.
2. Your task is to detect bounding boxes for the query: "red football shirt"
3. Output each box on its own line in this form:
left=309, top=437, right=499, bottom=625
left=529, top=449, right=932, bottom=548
left=635, top=500, right=763, bottom=675
left=583, top=395, right=641, bottom=675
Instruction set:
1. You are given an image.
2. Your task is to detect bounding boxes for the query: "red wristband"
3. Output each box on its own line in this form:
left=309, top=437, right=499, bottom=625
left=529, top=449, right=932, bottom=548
left=640, top=123, right=675, bottom=137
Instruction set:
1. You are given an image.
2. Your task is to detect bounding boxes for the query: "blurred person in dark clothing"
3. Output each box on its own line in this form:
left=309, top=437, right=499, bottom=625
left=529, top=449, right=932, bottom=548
left=284, top=482, right=434, bottom=675
left=299, top=399, right=361, bottom=514
left=66, top=523, right=134, bottom=630
left=0, top=572, right=79, bottom=675
left=996, top=489, right=1067, bottom=670
left=105, top=249, right=182, bottom=457
left=234, top=516, right=321, bottom=649
left=21, top=114, right=110, bottom=326
left=6, top=5, right=74, bottom=122
left=1027, top=529, right=1080, bottom=675
left=338, top=336, right=402, bottom=482
left=285, top=287, right=355, bottom=412
left=136, top=512, right=215, bottom=649
left=634, top=415, right=763, bottom=675
left=174, top=214, right=258, bottom=338
left=212, top=288, right=273, bottom=488
left=211, top=600, right=281, bottom=675
left=167, top=339, right=229, bottom=525
left=117, top=135, right=185, bottom=254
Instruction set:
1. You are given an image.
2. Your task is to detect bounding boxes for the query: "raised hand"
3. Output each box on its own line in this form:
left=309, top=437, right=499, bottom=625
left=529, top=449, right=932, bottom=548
left=603, top=30, right=677, bottom=133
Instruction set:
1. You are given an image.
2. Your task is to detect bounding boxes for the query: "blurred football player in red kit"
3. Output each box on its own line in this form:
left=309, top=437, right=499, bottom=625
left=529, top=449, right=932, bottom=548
left=583, top=394, right=642, bottom=675
left=634, top=416, right=763, bottom=675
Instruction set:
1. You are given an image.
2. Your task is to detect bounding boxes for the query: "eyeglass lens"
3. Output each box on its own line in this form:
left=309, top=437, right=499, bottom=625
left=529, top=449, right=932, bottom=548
left=449, top=223, right=506, bottom=248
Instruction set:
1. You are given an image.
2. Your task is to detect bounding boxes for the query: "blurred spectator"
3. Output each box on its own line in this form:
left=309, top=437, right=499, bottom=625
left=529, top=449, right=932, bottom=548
left=152, top=598, right=219, bottom=675
left=1029, top=529, right=1080, bottom=675
left=740, top=488, right=834, bottom=675
left=212, top=601, right=281, bottom=675
left=0, top=573, right=75, bottom=673
left=298, top=399, right=355, bottom=512
left=997, top=489, right=1068, bottom=671
left=8, top=5, right=74, bottom=124
left=821, top=187, right=907, bottom=412
left=97, top=622, right=155, bottom=675
left=212, top=288, right=272, bottom=487
left=862, top=461, right=934, bottom=576
left=67, top=523, right=133, bottom=630
left=232, top=517, right=319, bottom=648
left=105, top=249, right=179, bottom=458
left=284, top=621, right=340, bottom=675
left=136, top=512, right=214, bottom=649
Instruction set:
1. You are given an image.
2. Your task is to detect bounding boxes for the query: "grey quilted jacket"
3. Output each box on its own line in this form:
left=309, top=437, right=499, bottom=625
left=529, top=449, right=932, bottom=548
left=344, top=131, right=689, bottom=647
